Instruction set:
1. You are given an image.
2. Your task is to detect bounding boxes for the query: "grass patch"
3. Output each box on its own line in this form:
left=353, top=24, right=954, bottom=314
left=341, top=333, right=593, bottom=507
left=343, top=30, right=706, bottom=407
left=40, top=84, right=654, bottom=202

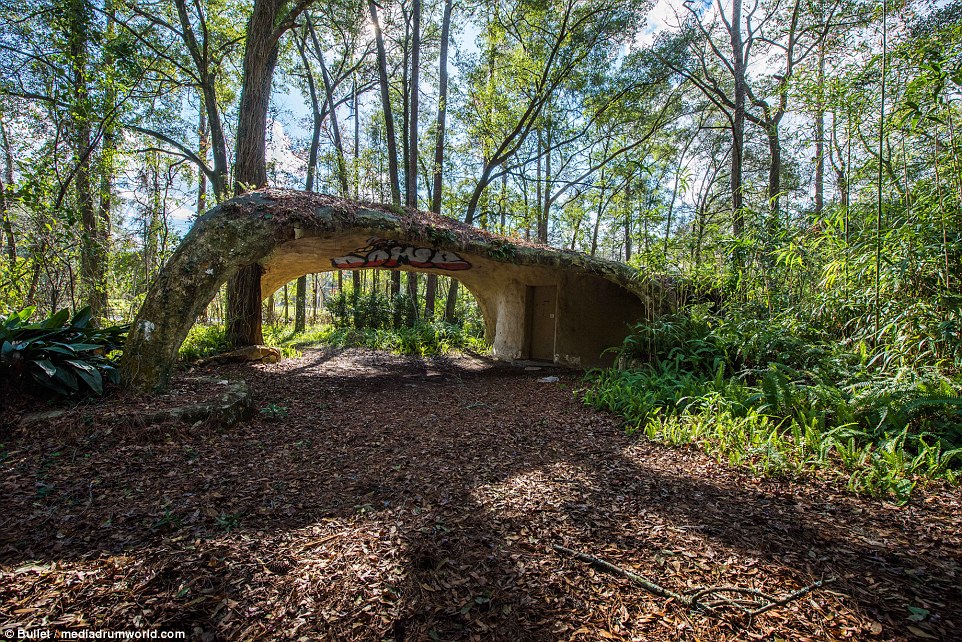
left=180, top=321, right=489, bottom=362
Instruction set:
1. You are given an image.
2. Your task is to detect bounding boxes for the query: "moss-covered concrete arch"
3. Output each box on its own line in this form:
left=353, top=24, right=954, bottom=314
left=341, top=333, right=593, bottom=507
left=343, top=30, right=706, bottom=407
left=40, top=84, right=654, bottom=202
left=121, top=189, right=661, bottom=391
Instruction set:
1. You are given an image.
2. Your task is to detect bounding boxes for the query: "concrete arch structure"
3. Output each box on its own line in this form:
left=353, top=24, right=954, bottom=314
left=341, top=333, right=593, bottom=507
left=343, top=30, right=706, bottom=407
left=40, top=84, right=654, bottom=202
left=121, top=190, right=661, bottom=390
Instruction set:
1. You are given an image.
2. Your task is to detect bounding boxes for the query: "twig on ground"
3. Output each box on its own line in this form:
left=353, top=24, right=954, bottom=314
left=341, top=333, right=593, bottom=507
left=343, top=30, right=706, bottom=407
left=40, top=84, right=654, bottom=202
left=551, top=543, right=835, bottom=617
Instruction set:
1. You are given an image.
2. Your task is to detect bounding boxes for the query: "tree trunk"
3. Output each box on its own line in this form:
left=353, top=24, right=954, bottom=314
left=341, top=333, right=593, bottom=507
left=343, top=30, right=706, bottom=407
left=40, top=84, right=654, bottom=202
left=203, top=77, right=229, bottom=201
left=353, top=77, right=361, bottom=198
left=227, top=263, right=263, bottom=343
left=465, top=164, right=494, bottom=225
left=391, top=270, right=402, bottom=327
left=814, top=42, right=826, bottom=216
left=197, top=101, right=209, bottom=215
left=98, top=0, right=117, bottom=313
left=368, top=0, right=401, bottom=206
left=351, top=269, right=360, bottom=327
left=766, top=125, right=781, bottom=237
left=407, top=0, right=420, bottom=208
left=69, top=0, right=107, bottom=322
left=308, top=16, right=349, bottom=196
left=227, top=0, right=287, bottom=347
left=729, top=0, right=746, bottom=269
left=295, top=19, right=325, bottom=333
left=431, top=0, right=452, bottom=215
left=425, top=274, right=436, bottom=319
left=174, top=0, right=229, bottom=200
left=590, top=173, right=605, bottom=258
left=538, top=130, right=551, bottom=244
left=293, top=274, right=307, bottom=330
left=624, top=182, right=632, bottom=262
left=444, top=278, right=458, bottom=324
left=233, top=0, right=284, bottom=194
left=407, top=271, right=418, bottom=321
left=0, top=117, right=16, bottom=262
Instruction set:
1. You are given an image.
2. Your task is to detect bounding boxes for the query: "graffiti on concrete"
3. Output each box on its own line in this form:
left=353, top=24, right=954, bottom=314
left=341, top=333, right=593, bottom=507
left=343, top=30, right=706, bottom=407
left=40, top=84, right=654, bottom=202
left=331, top=239, right=472, bottom=271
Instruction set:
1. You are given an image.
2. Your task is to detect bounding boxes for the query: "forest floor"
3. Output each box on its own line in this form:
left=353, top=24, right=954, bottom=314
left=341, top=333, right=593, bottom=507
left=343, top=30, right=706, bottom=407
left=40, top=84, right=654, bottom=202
left=1, top=348, right=960, bottom=641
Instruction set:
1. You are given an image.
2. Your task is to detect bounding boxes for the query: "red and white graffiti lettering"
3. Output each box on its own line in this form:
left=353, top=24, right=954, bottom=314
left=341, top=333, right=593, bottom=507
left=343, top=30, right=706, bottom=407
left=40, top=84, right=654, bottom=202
left=331, top=239, right=471, bottom=271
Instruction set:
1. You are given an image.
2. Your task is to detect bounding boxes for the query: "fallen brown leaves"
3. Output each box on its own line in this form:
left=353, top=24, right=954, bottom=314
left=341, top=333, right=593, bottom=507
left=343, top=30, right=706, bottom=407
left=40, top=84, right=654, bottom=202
left=1, top=347, right=959, bottom=641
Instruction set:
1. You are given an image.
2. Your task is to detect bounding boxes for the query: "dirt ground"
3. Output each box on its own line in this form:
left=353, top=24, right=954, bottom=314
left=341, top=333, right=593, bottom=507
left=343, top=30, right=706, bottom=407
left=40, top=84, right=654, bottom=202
left=1, top=348, right=960, bottom=641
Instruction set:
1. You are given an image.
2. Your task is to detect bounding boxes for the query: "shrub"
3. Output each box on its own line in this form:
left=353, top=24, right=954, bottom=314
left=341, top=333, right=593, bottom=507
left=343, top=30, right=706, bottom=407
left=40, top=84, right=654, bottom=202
left=0, top=306, right=127, bottom=396
left=585, top=308, right=962, bottom=503
left=179, top=324, right=229, bottom=361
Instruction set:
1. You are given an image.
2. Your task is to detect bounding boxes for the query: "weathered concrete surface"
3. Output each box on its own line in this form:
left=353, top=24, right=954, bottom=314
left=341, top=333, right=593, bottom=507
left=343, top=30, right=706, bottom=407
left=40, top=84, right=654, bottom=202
left=121, top=190, right=665, bottom=391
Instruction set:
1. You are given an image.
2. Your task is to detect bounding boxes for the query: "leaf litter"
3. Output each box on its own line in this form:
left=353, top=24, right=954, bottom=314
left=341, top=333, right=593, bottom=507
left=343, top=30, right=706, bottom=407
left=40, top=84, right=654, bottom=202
left=1, top=347, right=959, bottom=641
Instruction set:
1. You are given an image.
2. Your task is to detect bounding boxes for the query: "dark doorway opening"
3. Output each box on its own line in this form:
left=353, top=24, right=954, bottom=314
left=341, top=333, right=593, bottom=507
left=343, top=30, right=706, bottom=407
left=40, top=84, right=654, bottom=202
left=526, top=285, right=557, bottom=362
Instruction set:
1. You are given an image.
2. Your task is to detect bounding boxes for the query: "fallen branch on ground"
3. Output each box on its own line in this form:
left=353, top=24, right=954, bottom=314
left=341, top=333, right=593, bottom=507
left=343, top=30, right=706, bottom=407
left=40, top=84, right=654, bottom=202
left=551, top=543, right=834, bottom=617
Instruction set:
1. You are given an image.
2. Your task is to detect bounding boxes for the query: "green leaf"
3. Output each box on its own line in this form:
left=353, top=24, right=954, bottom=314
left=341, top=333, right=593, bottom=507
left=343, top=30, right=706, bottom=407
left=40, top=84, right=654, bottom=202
left=103, top=365, right=120, bottom=386
left=66, top=360, right=103, bottom=395
left=61, top=343, right=104, bottom=353
left=51, top=365, right=80, bottom=391
left=41, top=309, right=70, bottom=329
left=43, top=345, right=78, bottom=356
left=907, top=606, right=930, bottom=622
left=70, top=306, right=92, bottom=329
left=33, top=359, right=58, bottom=378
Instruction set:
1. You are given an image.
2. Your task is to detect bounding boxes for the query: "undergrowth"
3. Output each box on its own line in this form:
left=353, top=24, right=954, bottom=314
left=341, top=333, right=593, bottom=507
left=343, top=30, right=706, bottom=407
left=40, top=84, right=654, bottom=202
left=583, top=305, right=962, bottom=504
left=180, top=320, right=488, bottom=360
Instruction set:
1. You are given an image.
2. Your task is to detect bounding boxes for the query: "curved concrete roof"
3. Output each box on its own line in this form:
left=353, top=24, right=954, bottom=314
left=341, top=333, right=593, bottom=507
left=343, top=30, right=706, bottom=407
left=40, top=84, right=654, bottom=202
left=121, top=189, right=661, bottom=390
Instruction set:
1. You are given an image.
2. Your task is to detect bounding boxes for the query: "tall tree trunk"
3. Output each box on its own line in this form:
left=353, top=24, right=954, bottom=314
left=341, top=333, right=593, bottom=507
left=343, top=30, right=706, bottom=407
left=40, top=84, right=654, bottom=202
left=590, top=169, right=606, bottom=257
left=300, top=29, right=323, bottom=194
left=0, top=117, right=16, bottom=262
left=294, top=19, right=326, bottom=333
left=174, top=0, right=229, bottom=200
left=401, top=5, right=410, bottom=207
left=539, top=129, right=551, bottom=244
left=353, top=77, right=360, bottom=198
left=425, top=1, right=451, bottom=321
left=98, top=0, right=116, bottom=310
left=203, top=78, right=229, bottom=201
left=407, top=0, right=420, bottom=208
left=405, top=0, right=421, bottom=321
left=624, top=182, right=632, bottom=262
left=431, top=0, right=452, bottom=215
left=351, top=269, right=360, bottom=326
left=766, top=125, right=781, bottom=237
left=391, top=270, right=402, bottom=327
left=729, top=0, right=746, bottom=270
left=814, top=42, right=826, bottom=216
left=368, top=0, right=401, bottom=206
left=295, top=277, right=306, bottom=330
left=232, top=0, right=284, bottom=194
left=307, top=16, right=349, bottom=196
left=69, top=0, right=106, bottom=322
left=444, top=275, right=458, bottom=323
left=227, top=0, right=288, bottom=347
left=425, top=273, right=436, bottom=319
left=407, top=271, right=418, bottom=321
left=197, top=101, right=209, bottom=215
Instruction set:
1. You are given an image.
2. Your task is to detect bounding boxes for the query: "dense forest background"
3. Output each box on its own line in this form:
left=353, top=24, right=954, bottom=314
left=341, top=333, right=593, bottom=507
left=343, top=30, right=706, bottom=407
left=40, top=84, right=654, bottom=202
left=1, top=0, right=961, bottom=383
left=1, top=0, right=957, bottom=356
